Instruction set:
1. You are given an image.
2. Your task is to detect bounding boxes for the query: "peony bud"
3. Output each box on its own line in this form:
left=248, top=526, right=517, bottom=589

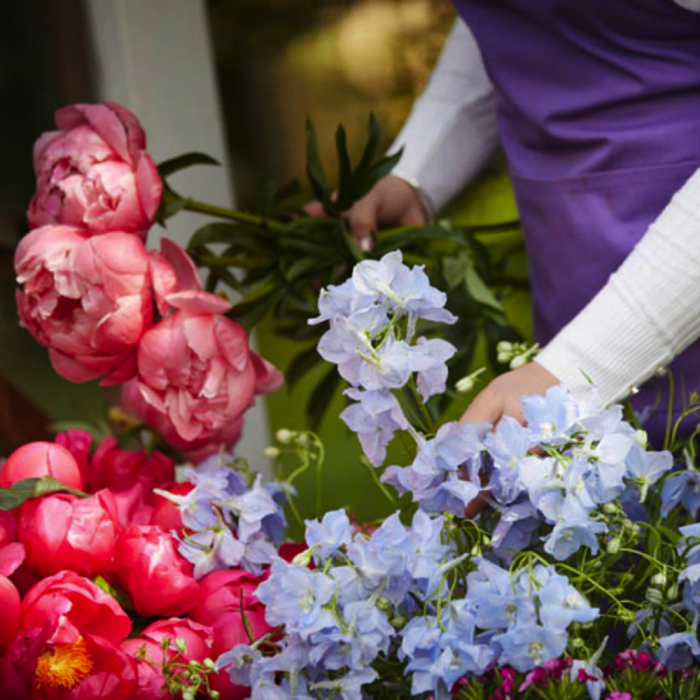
left=0, top=441, right=84, bottom=490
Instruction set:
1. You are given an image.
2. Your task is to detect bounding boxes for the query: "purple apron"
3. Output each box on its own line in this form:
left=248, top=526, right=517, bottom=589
left=453, top=0, right=700, bottom=443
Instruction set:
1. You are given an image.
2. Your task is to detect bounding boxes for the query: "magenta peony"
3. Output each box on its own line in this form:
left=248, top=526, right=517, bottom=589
left=15, top=226, right=154, bottom=385
left=0, top=441, right=84, bottom=490
left=5, top=571, right=136, bottom=699
left=121, top=618, right=214, bottom=700
left=28, top=101, right=162, bottom=239
left=114, top=525, right=199, bottom=618
left=17, top=489, right=121, bottom=578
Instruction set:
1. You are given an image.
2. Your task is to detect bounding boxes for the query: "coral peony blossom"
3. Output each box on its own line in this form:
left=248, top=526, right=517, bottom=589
left=15, top=226, right=154, bottom=385
left=17, top=489, right=120, bottom=578
left=89, top=436, right=174, bottom=493
left=0, top=441, right=84, bottom=490
left=0, top=575, right=21, bottom=650
left=121, top=307, right=282, bottom=460
left=122, top=618, right=214, bottom=700
left=5, top=571, right=136, bottom=699
left=28, top=101, right=162, bottom=239
left=190, top=569, right=270, bottom=700
left=114, top=525, right=199, bottom=617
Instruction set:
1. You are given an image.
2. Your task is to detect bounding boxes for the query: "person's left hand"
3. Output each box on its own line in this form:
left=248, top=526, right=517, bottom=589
left=459, top=360, right=560, bottom=518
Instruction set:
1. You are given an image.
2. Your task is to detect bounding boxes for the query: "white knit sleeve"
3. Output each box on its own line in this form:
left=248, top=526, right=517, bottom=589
left=536, top=167, right=700, bottom=405
left=389, top=19, right=500, bottom=211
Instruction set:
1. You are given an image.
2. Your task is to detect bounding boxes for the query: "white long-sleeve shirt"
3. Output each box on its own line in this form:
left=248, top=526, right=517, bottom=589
left=391, top=13, right=700, bottom=406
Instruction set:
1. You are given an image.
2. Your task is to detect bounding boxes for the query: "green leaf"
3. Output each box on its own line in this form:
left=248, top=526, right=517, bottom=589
left=334, top=125, right=354, bottom=211
left=188, top=222, right=241, bottom=249
left=465, top=263, right=503, bottom=312
left=286, top=346, right=322, bottom=391
left=93, top=576, right=133, bottom=611
left=305, top=118, right=333, bottom=213
left=228, top=287, right=286, bottom=330
left=356, top=112, right=382, bottom=174
left=0, top=476, right=87, bottom=511
left=307, top=367, right=341, bottom=431
left=157, top=152, right=220, bottom=178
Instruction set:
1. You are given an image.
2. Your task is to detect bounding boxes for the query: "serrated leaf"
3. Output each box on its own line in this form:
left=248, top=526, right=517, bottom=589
left=188, top=222, right=241, bottom=249
left=334, top=124, right=353, bottom=211
left=0, top=476, right=87, bottom=511
left=305, top=118, right=333, bottom=213
left=158, top=152, right=220, bottom=178
left=356, top=112, right=382, bottom=173
left=307, top=367, right=341, bottom=431
left=228, top=287, right=286, bottom=330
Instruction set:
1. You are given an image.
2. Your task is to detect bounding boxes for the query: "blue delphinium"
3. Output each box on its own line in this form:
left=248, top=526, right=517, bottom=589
left=155, top=455, right=290, bottom=578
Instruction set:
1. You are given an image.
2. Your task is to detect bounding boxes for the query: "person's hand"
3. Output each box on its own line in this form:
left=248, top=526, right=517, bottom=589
left=459, top=361, right=560, bottom=518
left=305, top=175, right=428, bottom=252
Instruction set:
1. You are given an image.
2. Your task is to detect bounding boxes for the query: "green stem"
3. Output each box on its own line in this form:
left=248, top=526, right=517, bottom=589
left=664, top=371, right=675, bottom=451
left=183, top=199, right=285, bottom=232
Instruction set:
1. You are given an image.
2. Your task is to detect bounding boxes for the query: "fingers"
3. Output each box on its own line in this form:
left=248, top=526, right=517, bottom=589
left=304, top=201, right=327, bottom=218
left=346, top=198, right=379, bottom=252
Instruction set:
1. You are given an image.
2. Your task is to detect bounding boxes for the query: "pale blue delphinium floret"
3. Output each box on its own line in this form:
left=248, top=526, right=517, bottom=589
left=413, top=337, right=457, bottom=400
left=219, top=474, right=280, bottom=543
left=340, top=388, right=408, bottom=467
left=351, top=251, right=457, bottom=326
left=484, top=415, right=533, bottom=504
left=657, top=632, right=700, bottom=669
left=493, top=622, right=568, bottom=672
left=256, top=558, right=338, bottom=638
left=522, top=385, right=578, bottom=443
left=305, top=509, right=354, bottom=564
left=179, top=526, right=246, bottom=579
left=543, top=516, right=607, bottom=560
left=662, top=467, right=700, bottom=518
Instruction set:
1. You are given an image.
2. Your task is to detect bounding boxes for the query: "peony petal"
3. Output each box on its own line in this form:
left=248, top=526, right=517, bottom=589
left=166, top=290, right=231, bottom=315
left=0, top=543, right=25, bottom=577
left=49, top=348, right=101, bottom=383
left=250, top=352, right=284, bottom=394
left=160, top=238, right=204, bottom=294
left=213, top=315, right=250, bottom=371
left=135, top=152, right=163, bottom=222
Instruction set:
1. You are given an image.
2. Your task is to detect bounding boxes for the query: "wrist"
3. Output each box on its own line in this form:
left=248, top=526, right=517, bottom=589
left=391, top=173, right=436, bottom=223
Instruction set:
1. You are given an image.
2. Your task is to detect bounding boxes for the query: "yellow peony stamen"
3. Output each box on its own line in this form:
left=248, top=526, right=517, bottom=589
left=35, top=637, right=94, bottom=690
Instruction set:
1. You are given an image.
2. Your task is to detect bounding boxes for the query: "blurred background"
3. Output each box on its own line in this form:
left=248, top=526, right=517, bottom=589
left=0, top=0, right=522, bottom=522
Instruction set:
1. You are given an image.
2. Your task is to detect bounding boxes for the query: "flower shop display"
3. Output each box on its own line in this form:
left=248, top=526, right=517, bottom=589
left=4, top=101, right=700, bottom=700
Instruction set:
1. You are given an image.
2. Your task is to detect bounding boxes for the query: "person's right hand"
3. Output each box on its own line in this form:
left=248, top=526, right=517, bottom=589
left=305, top=175, right=429, bottom=252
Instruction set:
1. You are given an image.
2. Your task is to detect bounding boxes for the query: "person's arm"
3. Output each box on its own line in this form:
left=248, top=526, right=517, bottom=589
left=536, top=168, right=700, bottom=405
left=390, top=18, right=500, bottom=213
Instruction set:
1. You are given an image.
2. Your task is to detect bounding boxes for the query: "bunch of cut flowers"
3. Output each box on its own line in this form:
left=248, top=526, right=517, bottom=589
left=230, top=250, right=700, bottom=700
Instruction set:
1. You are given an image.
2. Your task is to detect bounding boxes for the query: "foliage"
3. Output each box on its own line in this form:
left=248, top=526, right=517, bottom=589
left=157, top=115, right=525, bottom=428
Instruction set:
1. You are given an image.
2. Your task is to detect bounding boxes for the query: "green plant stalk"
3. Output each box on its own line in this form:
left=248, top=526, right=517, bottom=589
left=183, top=199, right=285, bottom=232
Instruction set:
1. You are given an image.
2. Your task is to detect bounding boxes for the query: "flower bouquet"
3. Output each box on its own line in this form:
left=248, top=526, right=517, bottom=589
left=2, top=102, right=700, bottom=700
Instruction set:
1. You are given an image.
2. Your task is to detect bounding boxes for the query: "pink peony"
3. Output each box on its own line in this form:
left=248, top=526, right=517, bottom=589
left=28, top=101, right=162, bottom=239
left=0, top=441, right=84, bottom=490
left=114, top=525, right=199, bottom=618
left=121, top=618, right=214, bottom=700
left=15, top=226, right=154, bottom=385
left=7, top=571, right=135, bottom=699
left=121, top=305, right=282, bottom=460
left=17, top=489, right=121, bottom=578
